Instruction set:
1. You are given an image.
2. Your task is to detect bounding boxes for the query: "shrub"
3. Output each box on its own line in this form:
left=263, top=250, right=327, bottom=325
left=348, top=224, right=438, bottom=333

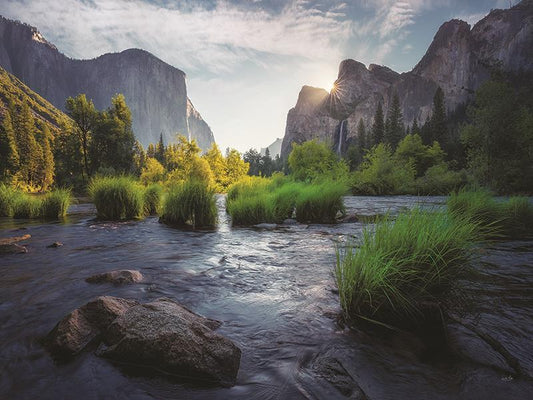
left=12, top=193, right=41, bottom=219
left=295, top=181, right=346, bottom=223
left=143, top=184, right=163, bottom=215
left=89, top=176, right=144, bottom=220
left=335, top=209, right=483, bottom=328
left=160, top=179, right=217, bottom=228
left=414, top=164, right=466, bottom=195
left=226, top=195, right=273, bottom=225
left=41, top=189, right=72, bottom=218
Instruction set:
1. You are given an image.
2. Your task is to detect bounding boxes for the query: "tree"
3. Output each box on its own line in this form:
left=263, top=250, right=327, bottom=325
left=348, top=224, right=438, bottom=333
left=430, top=87, right=447, bottom=146
left=384, top=93, right=404, bottom=148
left=54, top=118, right=83, bottom=188
left=36, top=124, right=54, bottom=191
left=132, top=140, right=147, bottom=176
left=203, top=143, right=227, bottom=192
left=155, top=133, right=165, bottom=164
left=0, top=111, right=20, bottom=183
left=288, top=140, right=347, bottom=182
left=371, top=102, right=385, bottom=146
left=224, top=149, right=249, bottom=188
left=66, top=94, right=96, bottom=180
left=140, top=157, right=165, bottom=185
left=357, top=118, right=367, bottom=150
left=395, top=134, right=444, bottom=177
left=14, top=102, right=41, bottom=188
left=261, top=148, right=273, bottom=177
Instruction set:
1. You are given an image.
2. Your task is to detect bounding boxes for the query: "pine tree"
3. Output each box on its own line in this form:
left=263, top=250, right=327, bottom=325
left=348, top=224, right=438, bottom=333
left=37, top=124, right=55, bottom=191
left=412, top=118, right=420, bottom=135
left=54, top=118, right=83, bottom=188
left=0, top=111, right=20, bottom=183
left=430, top=86, right=447, bottom=146
left=371, top=102, right=385, bottom=146
left=384, top=93, right=404, bottom=148
left=15, top=102, right=40, bottom=188
left=357, top=118, right=367, bottom=149
left=155, top=132, right=165, bottom=164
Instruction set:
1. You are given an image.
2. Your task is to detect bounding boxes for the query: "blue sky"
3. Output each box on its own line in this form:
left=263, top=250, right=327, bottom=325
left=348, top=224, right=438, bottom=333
left=0, top=0, right=512, bottom=151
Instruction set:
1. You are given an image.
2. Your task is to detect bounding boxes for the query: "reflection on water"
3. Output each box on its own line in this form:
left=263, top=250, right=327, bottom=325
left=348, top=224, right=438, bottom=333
left=0, top=196, right=531, bottom=399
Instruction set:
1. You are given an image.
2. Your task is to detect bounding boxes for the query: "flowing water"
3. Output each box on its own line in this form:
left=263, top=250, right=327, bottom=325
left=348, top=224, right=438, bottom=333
left=0, top=196, right=532, bottom=400
left=337, top=120, right=345, bottom=156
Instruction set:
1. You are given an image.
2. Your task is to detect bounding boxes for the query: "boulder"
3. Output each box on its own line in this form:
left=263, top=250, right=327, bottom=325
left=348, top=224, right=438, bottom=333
left=85, top=269, right=143, bottom=285
left=98, top=298, right=241, bottom=387
left=0, top=234, right=30, bottom=254
left=47, top=241, right=63, bottom=248
left=45, top=296, right=138, bottom=358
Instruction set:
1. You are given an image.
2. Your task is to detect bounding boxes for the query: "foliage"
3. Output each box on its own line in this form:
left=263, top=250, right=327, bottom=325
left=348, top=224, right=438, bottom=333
left=288, top=140, right=348, bottom=182
left=40, top=189, right=72, bottom=218
left=335, top=208, right=484, bottom=328
left=160, top=179, right=217, bottom=228
left=413, top=163, right=466, bottom=195
left=447, top=189, right=533, bottom=237
left=295, top=181, right=347, bottom=223
left=89, top=176, right=144, bottom=220
left=461, top=78, right=533, bottom=193
left=140, top=157, right=166, bottom=185
left=384, top=93, right=404, bottom=148
left=0, top=184, right=17, bottom=216
left=143, top=183, right=163, bottom=215
left=12, top=193, right=42, bottom=219
left=371, top=102, right=385, bottom=147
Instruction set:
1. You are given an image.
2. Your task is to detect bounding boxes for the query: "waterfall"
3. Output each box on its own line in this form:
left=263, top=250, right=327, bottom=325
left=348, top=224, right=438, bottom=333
left=337, top=120, right=345, bottom=155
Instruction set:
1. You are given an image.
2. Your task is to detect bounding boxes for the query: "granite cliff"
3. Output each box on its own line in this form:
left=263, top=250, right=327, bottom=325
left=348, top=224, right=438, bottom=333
left=281, top=0, right=533, bottom=158
left=0, top=16, right=215, bottom=150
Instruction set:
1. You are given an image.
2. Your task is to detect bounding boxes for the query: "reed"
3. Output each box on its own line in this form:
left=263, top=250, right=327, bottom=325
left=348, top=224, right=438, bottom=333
left=89, top=176, right=145, bottom=220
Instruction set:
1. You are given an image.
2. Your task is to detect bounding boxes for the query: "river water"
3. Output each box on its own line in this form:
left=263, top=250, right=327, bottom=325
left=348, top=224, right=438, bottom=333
left=0, top=196, right=532, bottom=400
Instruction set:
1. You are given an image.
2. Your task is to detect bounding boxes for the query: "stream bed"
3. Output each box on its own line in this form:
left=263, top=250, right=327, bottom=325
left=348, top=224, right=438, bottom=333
left=1, top=195, right=532, bottom=399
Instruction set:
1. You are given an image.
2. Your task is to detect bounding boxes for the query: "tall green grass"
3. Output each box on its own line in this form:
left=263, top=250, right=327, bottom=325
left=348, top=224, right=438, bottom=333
left=295, top=181, right=346, bottom=223
left=41, top=189, right=72, bottom=218
left=89, top=176, right=144, bottom=220
left=448, top=189, right=533, bottom=237
left=160, top=180, right=217, bottom=228
left=226, top=178, right=347, bottom=225
left=335, top=209, right=483, bottom=328
left=143, top=184, right=163, bottom=215
left=0, top=185, right=72, bottom=219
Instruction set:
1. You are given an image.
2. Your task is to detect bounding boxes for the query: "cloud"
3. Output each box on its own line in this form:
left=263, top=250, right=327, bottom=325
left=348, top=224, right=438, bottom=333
left=0, top=0, right=353, bottom=74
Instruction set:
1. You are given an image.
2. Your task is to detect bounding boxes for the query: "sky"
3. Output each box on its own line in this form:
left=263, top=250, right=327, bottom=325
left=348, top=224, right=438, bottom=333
left=0, top=0, right=513, bottom=152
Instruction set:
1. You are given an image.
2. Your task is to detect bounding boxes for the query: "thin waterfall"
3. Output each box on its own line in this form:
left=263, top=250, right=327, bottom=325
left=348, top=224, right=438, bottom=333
left=337, top=120, right=345, bottom=155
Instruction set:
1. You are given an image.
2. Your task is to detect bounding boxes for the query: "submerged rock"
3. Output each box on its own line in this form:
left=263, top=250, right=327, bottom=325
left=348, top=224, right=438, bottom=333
left=253, top=223, right=278, bottom=229
left=44, top=296, right=138, bottom=358
left=98, top=298, right=241, bottom=387
left=0, top=234, right=30, bottom=254
left=85, top=269, right=143, bottom=285
left=47, top=242, right=63, bottom=248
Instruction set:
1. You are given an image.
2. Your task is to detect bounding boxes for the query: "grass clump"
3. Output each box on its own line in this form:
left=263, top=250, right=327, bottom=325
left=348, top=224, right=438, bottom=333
left=40, top=189, right=72, bottom=218
left=89, top=176, right=144, bottom=220
left=143, top=184, right=163, bottom=215
left=447, top=189, right=533, bottom=237
left=160, top=179, right=217, bottom=228
left=295, top=181, right=346, bottom=223
left=335, top=208, right=483, bottom=328
left=0, top=184, right=17, bottom=217
left=12, top=193, right=41, bottom=219
left=226, top=177, right=347, bottom=226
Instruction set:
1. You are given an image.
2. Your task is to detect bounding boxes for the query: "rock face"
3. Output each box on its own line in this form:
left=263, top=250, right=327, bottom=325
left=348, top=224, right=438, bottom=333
left=44, top=296, right=241, bottom=387
left=85, top=269, right=143, bottom=285
left=0, top=16, right=215, bottom=150
left=281, top=1, right=533, bottom=158
left=98, top=298, right=241, bottom=387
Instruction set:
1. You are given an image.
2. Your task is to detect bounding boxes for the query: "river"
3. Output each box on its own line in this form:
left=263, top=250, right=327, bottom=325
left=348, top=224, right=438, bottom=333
left=1, top=196, right=532, bottom=399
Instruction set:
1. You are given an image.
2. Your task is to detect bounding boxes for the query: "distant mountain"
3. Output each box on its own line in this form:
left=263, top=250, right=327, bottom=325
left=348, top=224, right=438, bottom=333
left=0, top=65, right=69, bottom=133
left=0, top=16, right=214, bottom=150
left=281, top=0, right=533, bottom=158
left=260, top=138, right=282, bottom=158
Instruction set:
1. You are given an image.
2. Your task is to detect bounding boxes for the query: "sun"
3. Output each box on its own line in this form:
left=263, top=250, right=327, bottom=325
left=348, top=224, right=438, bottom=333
left=328, top=82, right=337, bottom=93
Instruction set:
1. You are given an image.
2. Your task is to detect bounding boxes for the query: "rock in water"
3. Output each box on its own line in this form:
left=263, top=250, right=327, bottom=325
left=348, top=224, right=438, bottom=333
left=44, top=296, right=139, bottom=358
left=98, top=298, right=241, bottom=387
left=85, top=270, right=143, bottom=285
left=0, top=234, right=31, bottom=254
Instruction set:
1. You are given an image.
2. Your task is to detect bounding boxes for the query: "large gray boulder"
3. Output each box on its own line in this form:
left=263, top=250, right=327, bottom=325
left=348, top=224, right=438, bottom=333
left=98, top=298, right=241, bottom=387
left=45, top=296, right=138, bottom=358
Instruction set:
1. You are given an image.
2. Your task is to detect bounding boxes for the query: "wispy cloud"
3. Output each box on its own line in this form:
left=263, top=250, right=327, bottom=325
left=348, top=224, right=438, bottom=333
left=1, top=0, right=353, bottom=74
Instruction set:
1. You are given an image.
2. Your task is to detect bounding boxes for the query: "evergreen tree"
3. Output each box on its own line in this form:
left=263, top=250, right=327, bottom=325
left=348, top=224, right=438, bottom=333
left=37, top=124, right=54, bottom=191
left=0, top=111, right=20, bottom=183
left=357, top=118, right=367, bottom=149
left=147, top=143, right=156, bottom=159
left=15, top=102, right=40, bottom=188
left=155, top=133, right=165, bottom=164
left=66, top=94, right=96, bottom=179
left=54, top=118, right=83, bottom=188
left=430, top=87, right=447, bottom=146
left=384, top=93, right=404, bottom=148
left=243, top=148, right=261, bottom=176
left=411, top=118, right=420, bottom=135
left=371, top=102, right=385, bottom=146
left=132, top=140, right=147, bottom=176
left=261, top=148, right=273, bottom=177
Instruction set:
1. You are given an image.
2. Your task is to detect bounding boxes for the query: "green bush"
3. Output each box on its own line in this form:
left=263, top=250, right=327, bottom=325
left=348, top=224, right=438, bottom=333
left=295, top=181, right=346, bottom=223
left=335, top=209, right=483, bottom=328
left=89, top=176, right=144, bottom=220
left=160, top=179, right=217, bottom=228
left=143, top=184, right=163, bottom=215
left=414, top=164, right=466, bottom=195
left=226, top=194, right=273, bottom=225
left=41, top=189, right=72, bottom=218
